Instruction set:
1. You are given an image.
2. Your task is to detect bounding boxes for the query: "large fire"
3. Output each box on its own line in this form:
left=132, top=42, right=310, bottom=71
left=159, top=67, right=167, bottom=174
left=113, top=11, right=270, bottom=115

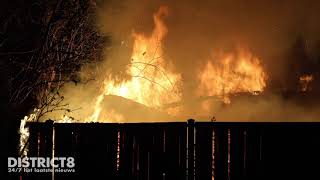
left=197, top=49, right=267, bottom=104
left=88, top=7, right=269, bottom=121
left=21, top=6, right=269, bottom=125
left=19, top=6, right=270, bottom=156
left=88, top=6, right=182, bottom=122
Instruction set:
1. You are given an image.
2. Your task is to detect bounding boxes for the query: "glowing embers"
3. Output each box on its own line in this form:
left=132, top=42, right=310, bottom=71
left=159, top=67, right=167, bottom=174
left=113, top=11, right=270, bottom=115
left=299, top=74, right=313, bottom=92
left=197, top=48, right=267, bottom=104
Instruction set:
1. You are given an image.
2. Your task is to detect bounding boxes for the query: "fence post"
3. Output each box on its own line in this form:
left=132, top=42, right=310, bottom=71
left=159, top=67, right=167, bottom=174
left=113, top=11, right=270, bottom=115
left=187, top=119, right=195, bottom=180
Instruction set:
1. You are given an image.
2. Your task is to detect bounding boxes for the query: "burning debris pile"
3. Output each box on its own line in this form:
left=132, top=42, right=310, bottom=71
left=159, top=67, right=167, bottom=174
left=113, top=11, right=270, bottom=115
left=89, top=6, right=182, bottom=122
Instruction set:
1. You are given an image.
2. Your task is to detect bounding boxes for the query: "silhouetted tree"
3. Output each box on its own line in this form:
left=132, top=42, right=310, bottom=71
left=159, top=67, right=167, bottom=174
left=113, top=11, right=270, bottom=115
left=0, top=0, right=108, bottom=164
left=1, top=0, right=108, bottom=119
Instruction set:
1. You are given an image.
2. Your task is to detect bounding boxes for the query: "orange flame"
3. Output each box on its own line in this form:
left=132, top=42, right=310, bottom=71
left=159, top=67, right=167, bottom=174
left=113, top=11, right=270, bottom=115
left=88, top=6, right=181, bottom=122
left=197, top=48, right=267, bottom=104
left=299, top=74, right=313, bottom=92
